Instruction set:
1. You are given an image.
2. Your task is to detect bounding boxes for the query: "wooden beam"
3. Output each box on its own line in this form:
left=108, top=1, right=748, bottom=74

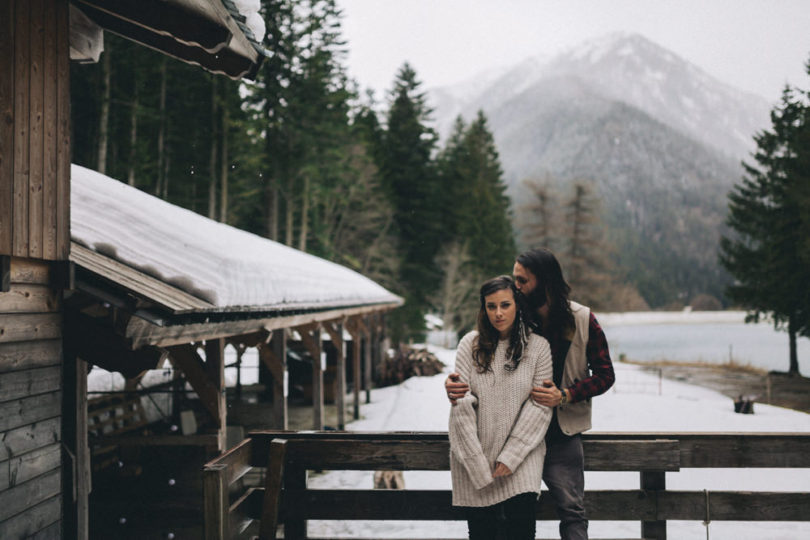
left=0, top=0, right=14, bottom=257
left=27, top=0, right=45, bottom=260
left=205, top=338, right=227, bottom=451
left=364, top=316, right=373, bottom=404
left=62, top=339, right=90, bottom=540
left=124, top=302, right=402, bottom=349
left=226, top=329, right=270, bottom=349
left=167, top=344, right=221, bottom=427
left=258, top=330, right=287, bottom=429
left=344, top=320, right=361, bottom=420
left=0, top=312, right=61, bottom=343
left=0, top=283, right=60, bottom=312
left=42, top=0, right=57, bottom=260
left=203, top=463, right=229, bottom=540
left=296, top=324, right=323, bottom=430
left=258, top=439, right=286, bottom=540
left=322, top=321, right=346, bottom=429
left=0, top=256, right=10, bottom=292
left=65, top=312, right=166, bottom=379
left=55, top=0, right=70, bottom=260
left=13, top=0, right=30, bottom=258
left=641, top=470, right=667, bottom=539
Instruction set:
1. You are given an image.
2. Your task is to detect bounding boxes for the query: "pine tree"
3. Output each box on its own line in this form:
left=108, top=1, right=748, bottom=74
left=562, top=181, right=613, bottom=309
left=719, top=76, right=810, bottom=376
left=456, top=111, right=515, bottom=278
left=433, top=111, right=515, bottom=332
left=518, top=176, right=558, bottom=252
left=379, top=63, right=441, bottom=341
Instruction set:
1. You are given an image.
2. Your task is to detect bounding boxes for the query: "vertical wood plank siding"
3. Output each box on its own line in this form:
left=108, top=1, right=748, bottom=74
left=0, top=256, right=63, bottom=538
left=0, top=0, right=70, bottom=261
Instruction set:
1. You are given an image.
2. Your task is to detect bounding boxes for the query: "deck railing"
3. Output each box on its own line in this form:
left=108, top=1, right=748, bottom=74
left=203, top=431, right=810, bottom=540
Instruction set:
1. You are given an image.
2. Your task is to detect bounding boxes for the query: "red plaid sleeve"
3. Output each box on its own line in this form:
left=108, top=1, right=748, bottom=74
left=566, top=312, right=615, bottom=403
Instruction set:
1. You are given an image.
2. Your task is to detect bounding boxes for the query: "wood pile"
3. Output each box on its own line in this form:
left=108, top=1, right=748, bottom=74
left=376, top=345, right=445, bottom=387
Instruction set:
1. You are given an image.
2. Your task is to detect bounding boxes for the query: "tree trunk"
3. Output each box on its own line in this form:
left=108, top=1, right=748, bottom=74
left=155, top=58, right=168, bottom=197
left=219, top=95, right=229, bottom=224
left=208, top=76, right=218, bottom=220
left=127, top=87, right=139, bottom=186
left=285, top=177, right=295, bottom=247
left=788, top=316, right=799, bottom=375
left=298, top=175, right=310, bottom=252
left=97, top=47, right=112, bottom=174
left=266, top=180, right=278, bottom=240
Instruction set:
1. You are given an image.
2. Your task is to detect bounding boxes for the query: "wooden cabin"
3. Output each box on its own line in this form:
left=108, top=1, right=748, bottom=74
left=1, top=1, right=400, bottom=538
left=67, top=165, right=400, bottom=538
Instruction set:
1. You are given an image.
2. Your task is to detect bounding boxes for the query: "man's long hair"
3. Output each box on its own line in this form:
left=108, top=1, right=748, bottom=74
left=473, top=276, right=530, bottom=373
left=515, top=248, right=575, bottom=346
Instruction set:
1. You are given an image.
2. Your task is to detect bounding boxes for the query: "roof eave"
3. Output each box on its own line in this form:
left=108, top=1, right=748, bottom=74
left=73, top=0, right=263, bottom=80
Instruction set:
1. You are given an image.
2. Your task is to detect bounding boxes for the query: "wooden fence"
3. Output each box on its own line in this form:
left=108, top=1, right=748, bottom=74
left=203, top=431, right=810, bottom=540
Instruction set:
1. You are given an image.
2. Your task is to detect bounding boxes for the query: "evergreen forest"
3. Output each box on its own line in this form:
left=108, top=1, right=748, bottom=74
left=70, top=0, right=516, bottom=341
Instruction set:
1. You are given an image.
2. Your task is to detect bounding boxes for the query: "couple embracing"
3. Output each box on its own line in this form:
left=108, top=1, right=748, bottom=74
left=446, top=248, right=615, bottom=540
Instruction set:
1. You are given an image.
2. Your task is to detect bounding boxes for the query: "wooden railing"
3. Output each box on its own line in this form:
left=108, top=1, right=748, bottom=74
left=203, top=431, right=810, bottom=540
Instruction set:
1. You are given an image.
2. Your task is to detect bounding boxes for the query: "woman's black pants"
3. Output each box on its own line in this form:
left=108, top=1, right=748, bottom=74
left=464, top=492, right=538, bottom=540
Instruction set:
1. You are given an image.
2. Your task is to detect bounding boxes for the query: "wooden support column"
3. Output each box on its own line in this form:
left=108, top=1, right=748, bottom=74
left=168, top=344, right=225, bottom=451
left=63, top=339, right=90, bottom=540
left=641, top=470, right=667, bottom=539
left=364, top=316, right=373, bottom=404
left=205, top=339, right=227, bottom=451
left=258, top=329, right=287, bottom=430
left=322, top=321, right=346, bottom=430
left=297, top=324, right=323, bottom=430
left=345, top=319, right=362, bottom=420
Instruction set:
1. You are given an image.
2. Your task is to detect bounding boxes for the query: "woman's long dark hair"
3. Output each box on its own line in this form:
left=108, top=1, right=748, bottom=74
left=472, top=276, right=530, bottom=373
left=515, top=248, right=575, bottom=346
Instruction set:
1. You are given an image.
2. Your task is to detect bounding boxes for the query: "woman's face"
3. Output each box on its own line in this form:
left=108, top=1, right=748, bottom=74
left=484, top=287, right=517, bottom=339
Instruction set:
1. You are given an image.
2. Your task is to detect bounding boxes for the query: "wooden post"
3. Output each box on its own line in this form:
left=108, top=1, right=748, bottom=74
left=323, top=321, right=346, bottom=430
left=205, top=339, right=227, bottom=451
left=258, top=331, right=288, bottom=430
left=272, top=329, right=288, bottom=429
left=298, top=324, right=323, bottom=430
left=203, top=463, right=229, bottom=540
left=364, top=316, right=373, bottom=404
left=641, top=470, right=666, bottom=539
left=258, top=439, right=287, bottom=540
left=283, top=464, right=307, bottom=540
left=346, top=319, right=361, bottom=420
left=63, top=340, right=90, bottom=540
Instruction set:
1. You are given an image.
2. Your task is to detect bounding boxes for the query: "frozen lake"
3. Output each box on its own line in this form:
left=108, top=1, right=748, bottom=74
left=599, top=310, right=810, bottom=374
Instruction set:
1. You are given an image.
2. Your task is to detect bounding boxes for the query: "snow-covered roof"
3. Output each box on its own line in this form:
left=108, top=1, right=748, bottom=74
left=70, top=164, right=402, bottom=315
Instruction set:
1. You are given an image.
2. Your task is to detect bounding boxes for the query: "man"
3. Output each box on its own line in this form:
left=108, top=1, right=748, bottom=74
left=446, top=248, right=615, bottom=540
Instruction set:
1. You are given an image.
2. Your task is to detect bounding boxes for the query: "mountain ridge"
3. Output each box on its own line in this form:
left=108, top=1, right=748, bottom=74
left=427, top=33, right=769, bottom=307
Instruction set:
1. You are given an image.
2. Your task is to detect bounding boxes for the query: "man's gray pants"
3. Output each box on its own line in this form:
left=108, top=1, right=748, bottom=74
left=542, top=434, right=588, bottom=540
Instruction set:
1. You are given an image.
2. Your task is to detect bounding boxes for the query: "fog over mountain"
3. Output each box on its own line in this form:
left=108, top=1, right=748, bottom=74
left=429, top=33, right=773, bottom=307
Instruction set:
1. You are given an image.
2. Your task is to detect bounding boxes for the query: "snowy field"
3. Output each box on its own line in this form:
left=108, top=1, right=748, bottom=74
left=307, top=344, right=810, bottom=540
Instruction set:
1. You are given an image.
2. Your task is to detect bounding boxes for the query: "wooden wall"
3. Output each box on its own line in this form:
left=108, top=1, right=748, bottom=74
left=0, top=0, right=71, bottom=261
left=0, top=257, right=63, bottom=538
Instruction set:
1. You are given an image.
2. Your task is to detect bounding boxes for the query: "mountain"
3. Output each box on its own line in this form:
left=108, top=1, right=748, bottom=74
left=428, top=33, right=772, bottom=307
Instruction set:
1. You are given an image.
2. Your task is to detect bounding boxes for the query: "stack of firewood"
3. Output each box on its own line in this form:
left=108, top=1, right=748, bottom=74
left=376, top=345, right=445, bottom=387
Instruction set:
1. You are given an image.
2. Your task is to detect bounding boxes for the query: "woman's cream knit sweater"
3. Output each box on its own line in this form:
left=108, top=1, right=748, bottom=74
left=449, top=330, right=553, bottom=507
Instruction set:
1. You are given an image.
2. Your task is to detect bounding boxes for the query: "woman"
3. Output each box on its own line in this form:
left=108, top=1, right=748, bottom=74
left=449, top=275, right=553, bottom=540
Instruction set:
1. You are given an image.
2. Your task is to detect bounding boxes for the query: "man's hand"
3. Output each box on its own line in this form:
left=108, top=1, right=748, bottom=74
left=445, top=372, right=469, bottom=405
left=492, top=462, right=512, bottom=478
left=531, top=379, right=566, bottom=407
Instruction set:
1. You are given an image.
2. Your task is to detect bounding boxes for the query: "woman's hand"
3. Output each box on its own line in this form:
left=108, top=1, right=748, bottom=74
left=445, top=372, right=470, bottom=405
left=492, top=462, right=512, bottom=478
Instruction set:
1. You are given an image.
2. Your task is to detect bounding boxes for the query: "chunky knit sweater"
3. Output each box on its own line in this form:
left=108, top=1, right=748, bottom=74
left=449, top=331, right=553, bottom=507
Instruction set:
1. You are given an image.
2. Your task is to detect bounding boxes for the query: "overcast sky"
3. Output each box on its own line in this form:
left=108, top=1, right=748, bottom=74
left=336, top=0, right=810, bottom=103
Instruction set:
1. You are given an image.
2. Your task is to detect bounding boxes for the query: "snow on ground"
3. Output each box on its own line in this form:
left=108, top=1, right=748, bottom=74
left=307, top=345, right=810, bottom=540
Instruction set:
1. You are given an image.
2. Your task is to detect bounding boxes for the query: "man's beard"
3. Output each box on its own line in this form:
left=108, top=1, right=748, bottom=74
left=520, top=286, right=546, bottom=312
